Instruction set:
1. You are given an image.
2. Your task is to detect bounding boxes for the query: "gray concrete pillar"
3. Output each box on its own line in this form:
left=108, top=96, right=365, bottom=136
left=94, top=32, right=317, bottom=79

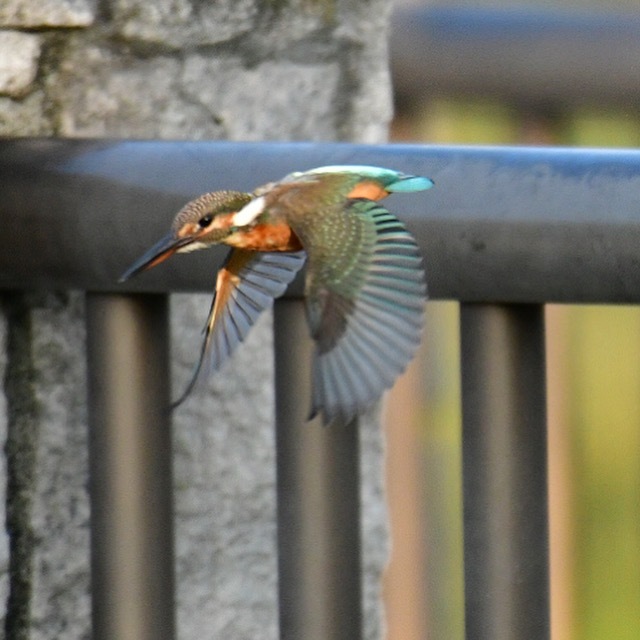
left=0, top=1, right=393, bottom=638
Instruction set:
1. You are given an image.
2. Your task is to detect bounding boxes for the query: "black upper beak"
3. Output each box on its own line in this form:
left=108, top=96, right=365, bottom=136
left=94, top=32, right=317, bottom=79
left=119, top=232, right=192, bottom=282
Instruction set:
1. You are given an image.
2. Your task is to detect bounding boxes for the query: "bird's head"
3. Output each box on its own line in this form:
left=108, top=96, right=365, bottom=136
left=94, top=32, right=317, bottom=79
left=119, top=190, right=252, bottom=282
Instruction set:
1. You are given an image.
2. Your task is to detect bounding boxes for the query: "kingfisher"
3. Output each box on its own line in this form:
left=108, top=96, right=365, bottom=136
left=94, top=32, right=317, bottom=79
left=120, top=165, right=433, bottom=424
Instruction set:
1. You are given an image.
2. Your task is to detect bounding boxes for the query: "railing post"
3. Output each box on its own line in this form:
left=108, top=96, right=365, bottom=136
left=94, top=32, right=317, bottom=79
left=86, top=293, right=175, bottom=640
left=460, top=303, right=549, bottom=639
left=273, top=299, right=362, bottom=640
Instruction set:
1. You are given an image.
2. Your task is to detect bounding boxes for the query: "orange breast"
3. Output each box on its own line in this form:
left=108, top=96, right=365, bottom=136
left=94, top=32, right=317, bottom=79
left=225, top=221, right=303, bottom=252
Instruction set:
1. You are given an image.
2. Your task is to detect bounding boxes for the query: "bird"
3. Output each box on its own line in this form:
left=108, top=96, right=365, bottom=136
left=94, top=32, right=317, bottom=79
left=120, top=165, right=433, bottom=424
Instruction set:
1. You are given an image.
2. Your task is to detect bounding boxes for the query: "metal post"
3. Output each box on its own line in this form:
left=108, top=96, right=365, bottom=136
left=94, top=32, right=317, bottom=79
left=86, top=293, right=175, bottom=640
left=273, top=299, right=362, bottom=640
left=460, top=303, right=549, bottom=640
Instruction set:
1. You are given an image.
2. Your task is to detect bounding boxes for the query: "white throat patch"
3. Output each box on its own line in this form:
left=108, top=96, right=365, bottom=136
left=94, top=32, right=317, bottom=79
left=177, top=241, right=208, bottom=253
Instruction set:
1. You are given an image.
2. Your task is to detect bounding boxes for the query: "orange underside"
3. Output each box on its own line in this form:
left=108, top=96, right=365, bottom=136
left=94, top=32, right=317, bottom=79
left=225, top=221, right=303, bottom=251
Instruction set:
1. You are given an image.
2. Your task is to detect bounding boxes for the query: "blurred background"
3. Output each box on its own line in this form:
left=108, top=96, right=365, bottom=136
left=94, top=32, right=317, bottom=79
left=383, top=1, right=640, bottom=639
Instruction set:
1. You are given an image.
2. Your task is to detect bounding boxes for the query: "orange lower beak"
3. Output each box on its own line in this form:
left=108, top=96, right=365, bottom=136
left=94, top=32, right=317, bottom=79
left=119, top=232, right=192, bottom=282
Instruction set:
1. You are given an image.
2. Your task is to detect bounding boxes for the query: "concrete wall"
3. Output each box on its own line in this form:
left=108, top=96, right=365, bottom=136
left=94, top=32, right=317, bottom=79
left=0, top=1, right=393, bottom=638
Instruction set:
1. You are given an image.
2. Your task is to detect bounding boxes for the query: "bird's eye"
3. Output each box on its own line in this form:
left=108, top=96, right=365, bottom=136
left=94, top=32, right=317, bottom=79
left=198, top=214, right=213, bottom=228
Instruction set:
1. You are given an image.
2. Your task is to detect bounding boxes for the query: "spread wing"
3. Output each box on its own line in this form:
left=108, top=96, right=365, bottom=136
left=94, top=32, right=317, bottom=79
left=304, top=200, right=426, bottom=425
left=172, top=248, right=306, bottom=408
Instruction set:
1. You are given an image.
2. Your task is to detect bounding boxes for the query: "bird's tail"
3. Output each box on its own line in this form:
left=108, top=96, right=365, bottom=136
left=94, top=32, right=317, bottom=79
left=386, top=173, right=434, bottom=193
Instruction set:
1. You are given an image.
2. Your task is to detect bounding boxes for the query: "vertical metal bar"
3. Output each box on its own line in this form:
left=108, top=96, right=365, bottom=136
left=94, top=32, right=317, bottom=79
left=273, top=299, right=362, bottom=640
left=460, top=303, right=549, bottom=640
left=86, top=293, right=175, bottom=640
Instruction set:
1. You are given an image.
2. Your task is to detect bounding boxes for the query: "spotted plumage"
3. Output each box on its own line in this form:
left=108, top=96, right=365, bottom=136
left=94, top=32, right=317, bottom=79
left=120, top=165, right=433, bottom=424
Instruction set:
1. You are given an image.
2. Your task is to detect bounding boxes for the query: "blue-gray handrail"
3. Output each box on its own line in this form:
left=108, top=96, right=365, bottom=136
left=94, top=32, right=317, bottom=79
left=3, top=140, right=640, bottom=302
left=3, top=139, right=637, bottom=640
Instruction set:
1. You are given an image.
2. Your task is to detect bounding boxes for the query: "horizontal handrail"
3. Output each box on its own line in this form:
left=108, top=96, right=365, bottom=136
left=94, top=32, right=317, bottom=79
left=2, top=139, right=640, bottom=303
left=391, top=6, right=640, bottom=107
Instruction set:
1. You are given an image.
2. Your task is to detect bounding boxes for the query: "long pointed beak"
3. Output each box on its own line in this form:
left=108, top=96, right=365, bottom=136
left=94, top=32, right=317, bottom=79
left=119, top=233, right=192, bottom=282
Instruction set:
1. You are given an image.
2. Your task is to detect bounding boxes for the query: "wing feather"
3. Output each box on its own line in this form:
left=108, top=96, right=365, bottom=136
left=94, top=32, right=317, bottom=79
left=172, top=249, right=306, bottom=408
left=305, top=201, right=426, bottom=424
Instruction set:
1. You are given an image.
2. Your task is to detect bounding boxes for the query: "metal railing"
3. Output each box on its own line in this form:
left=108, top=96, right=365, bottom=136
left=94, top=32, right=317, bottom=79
left=391, top=5, right=640, bottom=108
left=3, top=139, right=640, bottom=639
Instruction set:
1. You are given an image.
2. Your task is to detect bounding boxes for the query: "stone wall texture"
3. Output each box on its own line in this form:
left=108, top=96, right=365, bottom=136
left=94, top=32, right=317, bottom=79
left=0, top=1, right=393, bottom=638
